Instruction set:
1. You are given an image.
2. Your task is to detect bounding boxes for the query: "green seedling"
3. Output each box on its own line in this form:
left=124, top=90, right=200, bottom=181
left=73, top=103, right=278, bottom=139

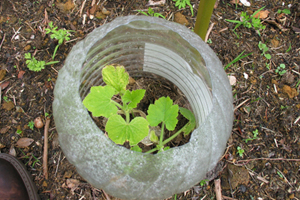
left=83, top=65, right=196, bottom=153
left=137, top=7, right=165, bottom=19
left=244, top=129, right=259, bottom=143
left=277, top=9, right=291, bottom=15
left=28, top=121, right=34, bottom=130
left=207, top=39, right=212, bottom=44
left=224, top=50, right=253, bottom=70
left=173, top=0, right=194, bottom=16
left=45, top=112, right=51, bottom=118
left=275, top=64, right=287, bottom=76
left=200, top=179, right=208, bottom=186
left=225, top=7, right=266, bottom=37
left=25, top=53, right=59, bottom=72
left=280, top=105, right=288, bottom=110
left=258, top=41, right=271, bottom=59
left=277, top=171, right=284, bottom=178
left=19, top=149, right=40, bottom=168
left=296, top=80, right=300, bottom=88
left=286, top=43, right=292, bottom=53
left=45, top=21, right=74, bottom=59
left=3, top=96, right=9, bottom=102
left=16, top=129, right=22, bottom=135
left=237, top=146, right=244, bottom=157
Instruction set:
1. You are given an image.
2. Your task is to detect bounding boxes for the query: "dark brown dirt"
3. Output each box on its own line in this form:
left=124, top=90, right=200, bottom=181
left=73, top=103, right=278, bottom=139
left=0, top=0, right=299, bottom=199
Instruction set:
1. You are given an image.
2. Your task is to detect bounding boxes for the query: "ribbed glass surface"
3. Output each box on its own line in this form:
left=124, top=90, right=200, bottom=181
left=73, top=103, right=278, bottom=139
left=53, top=16, right=233, bottom=200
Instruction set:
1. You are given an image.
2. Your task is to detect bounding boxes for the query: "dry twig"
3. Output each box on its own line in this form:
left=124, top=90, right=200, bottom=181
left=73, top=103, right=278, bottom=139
left=0, top=33, right=5, bottom=51
left=43, top=117, right=51, bottom=179
left=214, top=179, right=222, bottom=200
left=205, top=22, right=215, bottom=42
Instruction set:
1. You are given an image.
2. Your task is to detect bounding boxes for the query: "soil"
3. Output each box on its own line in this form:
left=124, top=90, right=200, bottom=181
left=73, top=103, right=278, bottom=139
left=0, top=0, right=300, bottom=199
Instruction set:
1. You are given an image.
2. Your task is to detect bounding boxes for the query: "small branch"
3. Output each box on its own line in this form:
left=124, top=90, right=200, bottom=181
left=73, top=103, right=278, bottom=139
left=132, top=109, right=147, bottom=119
left=214, top=179, right=222, bottom=200
left=79, top=0, right=87, bottom=17
left=234, top=98, right=250, bottom=111
left=236, top=157, right=300, bottom=164
left=43, top=117, right=51, bottom=179
left=0, top=33, right=6, bottom=51
left=102, top=190, right=111, bottom=200
left=205, top=22, right=215, bottom=42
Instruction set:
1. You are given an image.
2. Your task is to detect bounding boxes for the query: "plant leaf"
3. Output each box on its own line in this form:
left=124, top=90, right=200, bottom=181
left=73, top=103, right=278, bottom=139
left=102, top=65, right=129, bottom=95
left=122, top=89, right=146, bottom=109
left=149, top=130, right=159, bottom=143
left=147, top=96, right=178, bottom=131
left=131, top=145, right=142, bottom=152
left=179, top=107, right=196, bottom=136
left=106, top=115, right=149, bottom=146
left=83, top=85, right=118, bottom=118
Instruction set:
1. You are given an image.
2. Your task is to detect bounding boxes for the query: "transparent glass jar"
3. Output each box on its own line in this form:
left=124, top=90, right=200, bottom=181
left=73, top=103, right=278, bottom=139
left=53, top=16, right=233, bottom=200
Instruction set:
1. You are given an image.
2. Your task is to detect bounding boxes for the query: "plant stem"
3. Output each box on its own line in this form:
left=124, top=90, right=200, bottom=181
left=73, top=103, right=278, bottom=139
left=111, top=100, right=123, bottom=109
left=161, top=124, right=187, bottom=146
left=194, top=0, right=216, bottom=40
left=125, top=111, right=130, bottom=123
left=159, top=122, right=165, bottom=145
left=52, top=45, right=60, bottom=59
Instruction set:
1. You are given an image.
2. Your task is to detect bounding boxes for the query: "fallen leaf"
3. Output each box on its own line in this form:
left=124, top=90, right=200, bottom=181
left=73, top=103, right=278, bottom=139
left=271, top=38, right=280, bottom=48
left=0, top=69, right=6, bottom=81
left=101, top=7, right=110, bottom=15
left=254, top=10, right=270, bottom=19
left=18, top=70, right=25, bottom=79
left=89, top=4, right=99, bottom=15
left=0, top=81, right=9, bottom=90
left=0, top=143, right=5, bottom=149
left=282, top=85, right=298, bottom=98
left=66, top=179, right=80, bottom=190
left=292, top=26, right=300, bottom=33
left=16, top=138, right=34, bottom=148
left=95, top=11, right=106, bottom=19
left=56, top=0, right=75, bottom=13
left=2, top=101, right=15, bottom=111
left=0, top=126, right=10, bottom=134
left=265, top=19, right=289, bottom=31
left=174, top=12, right=189, bottom=26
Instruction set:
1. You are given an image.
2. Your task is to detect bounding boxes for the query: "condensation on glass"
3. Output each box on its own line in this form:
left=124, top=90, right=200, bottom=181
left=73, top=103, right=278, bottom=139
left=53, top=16, right=233, bottom=200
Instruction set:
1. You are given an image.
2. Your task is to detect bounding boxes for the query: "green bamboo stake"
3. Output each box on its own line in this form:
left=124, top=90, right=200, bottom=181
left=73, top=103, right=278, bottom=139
left=194, top=0, right=217, bottom=41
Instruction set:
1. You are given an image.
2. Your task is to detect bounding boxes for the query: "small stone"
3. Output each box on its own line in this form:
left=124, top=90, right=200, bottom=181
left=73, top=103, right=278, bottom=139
left=228, top=75, right=236, bottom=86
left=239, top=185, right=247, bottom=193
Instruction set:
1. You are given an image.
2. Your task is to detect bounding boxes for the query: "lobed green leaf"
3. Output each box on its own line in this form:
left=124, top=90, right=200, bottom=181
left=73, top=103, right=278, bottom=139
left=102, top=65, right=129, bottom=95
left=83, top=85, right=118, bottom=118
left=179, top=107, right=196, bottom=136
left=122, top=89, right=146, bottom=110
left=106, top=115, right=149, bottom=146
left=147, top=96, right=178, bottom=131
